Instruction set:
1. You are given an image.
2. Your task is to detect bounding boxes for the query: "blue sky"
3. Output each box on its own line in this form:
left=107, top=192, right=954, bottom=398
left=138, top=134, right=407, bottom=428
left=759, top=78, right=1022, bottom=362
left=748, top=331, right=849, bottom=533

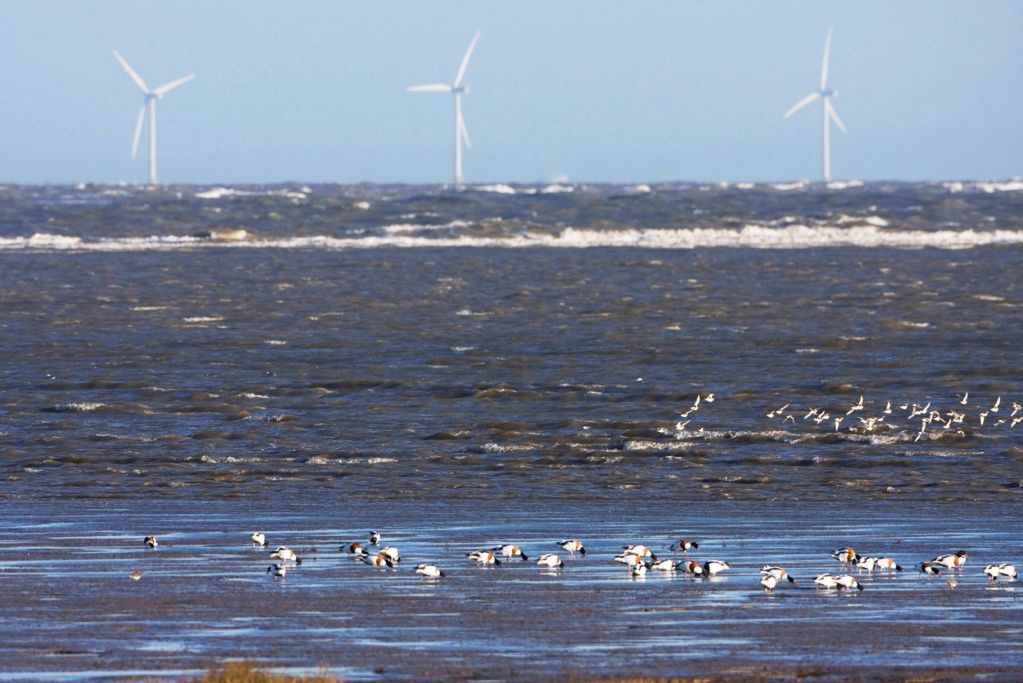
left=0, top=1, right=1020, bottom=184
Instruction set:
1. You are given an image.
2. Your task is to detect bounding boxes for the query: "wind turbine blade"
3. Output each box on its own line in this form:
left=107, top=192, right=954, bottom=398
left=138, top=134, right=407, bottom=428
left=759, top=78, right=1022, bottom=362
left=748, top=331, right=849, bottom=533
left=131, top=104, right=146, bottom=159
left=407, top=83, right=452, bottom=92
left=826, top=99, right=847, bottom=133
left=458, top=105, right=471, bottom=150
left=453, top=30, right=481, bottom=88
left=783, top=92, right=820, bottom=119
left=820, top=27, right=833, bottom=90
left=113, top=50, right=150, bottom=93
left=153, top=74, right=196, bottom=97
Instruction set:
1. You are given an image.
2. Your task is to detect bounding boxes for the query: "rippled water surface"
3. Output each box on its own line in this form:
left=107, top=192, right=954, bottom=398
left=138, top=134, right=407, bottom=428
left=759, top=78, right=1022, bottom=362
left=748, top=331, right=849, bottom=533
left=1, top=182, right=1022, bottom=679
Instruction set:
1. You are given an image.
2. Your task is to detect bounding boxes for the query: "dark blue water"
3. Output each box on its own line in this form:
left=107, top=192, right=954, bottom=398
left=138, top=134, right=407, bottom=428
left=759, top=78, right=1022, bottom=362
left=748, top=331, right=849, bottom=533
left=1, top=182, right=1022, bottom=679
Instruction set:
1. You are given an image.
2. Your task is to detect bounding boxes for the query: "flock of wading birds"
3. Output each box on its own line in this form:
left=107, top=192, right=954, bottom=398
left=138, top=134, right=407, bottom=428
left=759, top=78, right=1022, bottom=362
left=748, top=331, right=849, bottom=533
left=135, top=533, right=1018, bottom=593
left=130, top=392, right=1023, bottom=589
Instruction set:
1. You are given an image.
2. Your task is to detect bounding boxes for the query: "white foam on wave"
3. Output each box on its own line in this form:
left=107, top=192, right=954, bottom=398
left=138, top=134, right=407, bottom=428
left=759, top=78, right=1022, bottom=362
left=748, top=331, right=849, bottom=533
left=195, top=187, right=252, bottom=199
left=482, top=443, right=536, bottom=453
left=625, top=440, right=693, bottom=452
left=195, top=187, right=307, bottom=200
left=5, top=225, right=1023, bottom=252
left=771, top=181, right=809, bottom=191
left=472, top=183, right=517, bottom=194
left=382, top=219, right=473, bottom=234
left=944, top=179, right=1023, bottom=193
left=11, top=233, right=84, bottom=249
left=334, top=456, right=399, bottom=465
left=977, top=180, right=1023, bottom=193
left=50, top=402, right=106, bottom=412
left=835, top=214, right=889, bottom=227
left=826, top=180, right=865, bottom=190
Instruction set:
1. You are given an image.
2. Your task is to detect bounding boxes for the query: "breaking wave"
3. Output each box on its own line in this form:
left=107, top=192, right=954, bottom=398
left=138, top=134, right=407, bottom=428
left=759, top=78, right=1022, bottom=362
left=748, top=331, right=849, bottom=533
left=4, top=224, right=1023, bottom=252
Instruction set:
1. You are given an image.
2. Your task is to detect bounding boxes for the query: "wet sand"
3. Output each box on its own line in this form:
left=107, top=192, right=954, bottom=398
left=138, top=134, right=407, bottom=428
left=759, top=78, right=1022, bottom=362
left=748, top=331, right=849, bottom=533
left=2, top=496, right=1021, bottom=681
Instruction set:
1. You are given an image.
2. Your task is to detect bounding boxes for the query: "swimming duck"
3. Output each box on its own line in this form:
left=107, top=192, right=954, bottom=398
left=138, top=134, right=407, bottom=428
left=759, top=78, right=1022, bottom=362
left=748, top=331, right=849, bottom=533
left=760, top=574, right=778, bottom=592
left=415, top=563, right=444, bottom=578
left=558, top=539, right=586, bottom=556
left=271, top=547, right=302, bottom=565
left=761, top=566, right=796, bottom=583
left=467, top=550, right=501, bottom=565
left=918, top=562, right=942, bottom=575
left=369, top=531, right=381, bottom=545
left=630, top=562, right=647, bottom=578
left=251, top=532, right=267, bottom=548
left=623, top=544, right=656, bottom=559
left=835, top=574, right=864, bottom=591
left=267, top=563, right=287, bottom=577
left=933, top=551, right=967, bottom=569
left=875, top=557, right=903, bottom=571
left=995, top=563, right=1017, bottom=579
left=493, top=544, right=529, bottom=561
left=683, top=560, right=705, bottom=577
left=669, top=539, right=699, bottom=554
left=985, top=563, right=1017, bottom=580
left=359, top=554, right=395, bottom=568
left=614, top=553, right=650, bottom=567
left=856, top=556, right=878, bottom=571
left=344, top=542, right=368, bottom=556
left=831, top=547, right=858, bottom=563
left=537, top=553, right=563, bottom=569
left=651, top=558, right=679, bottom=572
left=143, top=536, right=158, bottom=548
left=814, top=573, right=838, bottom=589
left=703, top=560, right=730, bottom=576
left=379, top=546, right=401, bottom=563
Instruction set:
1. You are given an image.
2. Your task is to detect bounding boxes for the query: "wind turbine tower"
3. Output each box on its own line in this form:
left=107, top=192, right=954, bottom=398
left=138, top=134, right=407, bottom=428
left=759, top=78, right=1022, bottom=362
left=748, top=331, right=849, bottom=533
left=408, top=31, right=481, bottom=187
left=783, top=28, right=847, bottom=182
left=113, top=51, right=196, bottom=185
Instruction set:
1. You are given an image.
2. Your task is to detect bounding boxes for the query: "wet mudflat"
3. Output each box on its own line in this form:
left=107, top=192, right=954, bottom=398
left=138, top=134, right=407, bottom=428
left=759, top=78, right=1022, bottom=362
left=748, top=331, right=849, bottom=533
left=1, top=497, right=1020, bottom=681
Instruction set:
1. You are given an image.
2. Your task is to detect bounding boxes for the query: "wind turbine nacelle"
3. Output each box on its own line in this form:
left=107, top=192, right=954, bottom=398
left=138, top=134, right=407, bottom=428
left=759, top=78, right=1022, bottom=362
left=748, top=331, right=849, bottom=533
left=453, top=85, right=469, bottom=94
left=821, top=89, right=836, bottom=98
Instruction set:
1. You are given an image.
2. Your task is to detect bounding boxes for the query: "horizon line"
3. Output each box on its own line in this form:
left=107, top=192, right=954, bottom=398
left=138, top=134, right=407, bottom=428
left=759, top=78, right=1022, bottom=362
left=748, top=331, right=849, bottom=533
left=1, top=177, right=1021, bottom=189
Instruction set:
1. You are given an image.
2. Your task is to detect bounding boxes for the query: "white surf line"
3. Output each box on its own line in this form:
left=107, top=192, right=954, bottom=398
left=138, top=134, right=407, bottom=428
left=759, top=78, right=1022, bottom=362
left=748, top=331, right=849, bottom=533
left=4, top=225, right=1023, bottom=252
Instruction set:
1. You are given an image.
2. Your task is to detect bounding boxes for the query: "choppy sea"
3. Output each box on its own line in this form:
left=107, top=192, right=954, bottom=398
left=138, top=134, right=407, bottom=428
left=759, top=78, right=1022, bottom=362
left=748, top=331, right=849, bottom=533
left=1, top=180, right=1022, bottom=680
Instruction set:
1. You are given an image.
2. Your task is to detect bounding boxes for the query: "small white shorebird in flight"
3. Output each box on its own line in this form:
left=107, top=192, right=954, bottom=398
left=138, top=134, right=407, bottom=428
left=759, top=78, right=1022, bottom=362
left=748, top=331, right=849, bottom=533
left=408, top=31, right=482, bottom=187
left=113, top=51, right=196, bottom=186
left=783, top=27, right=847, bottom=182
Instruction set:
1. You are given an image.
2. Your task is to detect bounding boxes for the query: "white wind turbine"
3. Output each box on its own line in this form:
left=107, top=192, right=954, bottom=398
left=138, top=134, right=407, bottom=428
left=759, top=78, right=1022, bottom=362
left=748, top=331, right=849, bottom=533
left=407, top=31, right=481, bottom=187
left=113, top=50, right=196, bottom=185
left=783, top=28, right=847, bottom=182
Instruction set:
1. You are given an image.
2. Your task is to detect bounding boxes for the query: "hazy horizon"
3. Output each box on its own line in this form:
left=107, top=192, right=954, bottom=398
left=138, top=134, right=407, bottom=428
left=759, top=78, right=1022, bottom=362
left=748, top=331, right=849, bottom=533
left=4, top=178, right=1023, bottom=189
left=1, top=1, right=1020, bottom=185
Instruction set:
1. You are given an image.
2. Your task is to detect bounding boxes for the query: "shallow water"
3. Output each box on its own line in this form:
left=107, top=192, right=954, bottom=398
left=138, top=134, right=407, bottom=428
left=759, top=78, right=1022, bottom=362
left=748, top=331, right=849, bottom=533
left=1, top=499, right=1021, bottom=680
left=1, top=182, right=1022, bottom=678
